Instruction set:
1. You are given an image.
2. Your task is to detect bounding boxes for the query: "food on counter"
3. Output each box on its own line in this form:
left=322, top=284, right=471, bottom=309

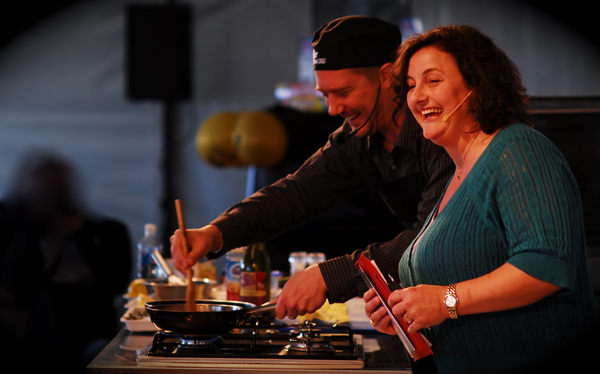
left=125, top=278, right=148, bottom=298
left=297, top=300, right=349, bottom=324
left=123, top=307, right=149, bottom=320
left=120, top=306, right=157, bottom=332
left=124, top=278, right=154, bottom=307
left=133, top=293, right=154, bottom=307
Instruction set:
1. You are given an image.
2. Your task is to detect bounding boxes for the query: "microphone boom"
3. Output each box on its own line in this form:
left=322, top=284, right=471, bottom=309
left=336, top=83, right=382, bottom=144
left=442, top=89, right=473, bottom=123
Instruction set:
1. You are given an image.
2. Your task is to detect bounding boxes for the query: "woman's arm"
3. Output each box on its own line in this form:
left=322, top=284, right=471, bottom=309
left=454, top=262, right=562, bottom=316
left=365, top=262, right=562, bottom=334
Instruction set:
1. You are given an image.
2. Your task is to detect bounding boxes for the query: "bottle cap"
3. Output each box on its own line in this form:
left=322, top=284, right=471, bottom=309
left=144, top=223, right=157, bottom=236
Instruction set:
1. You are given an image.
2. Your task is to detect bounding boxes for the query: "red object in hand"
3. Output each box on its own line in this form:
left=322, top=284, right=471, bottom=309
left=355, top=254, right=433, bottom=361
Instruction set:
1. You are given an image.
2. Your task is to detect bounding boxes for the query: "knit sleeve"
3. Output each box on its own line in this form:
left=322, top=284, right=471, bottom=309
left=491, top=125, right=582, bottom=291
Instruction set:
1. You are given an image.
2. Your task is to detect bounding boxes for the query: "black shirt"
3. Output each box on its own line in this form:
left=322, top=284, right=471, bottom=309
left=211, top=113, right=454, bottom=302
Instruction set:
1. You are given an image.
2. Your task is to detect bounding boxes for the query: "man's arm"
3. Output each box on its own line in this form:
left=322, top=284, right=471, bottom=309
left=320, top=137, right=454, bottom=303
left=209, top=125, right=368, bottom=254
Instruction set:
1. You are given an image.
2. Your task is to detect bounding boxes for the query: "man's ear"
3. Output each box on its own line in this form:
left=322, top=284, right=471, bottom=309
left=379, top=62, right=394, bottom=88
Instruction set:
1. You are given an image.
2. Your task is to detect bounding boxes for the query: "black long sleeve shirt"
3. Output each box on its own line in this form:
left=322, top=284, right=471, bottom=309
left=211, top=114, right=454, bottom=303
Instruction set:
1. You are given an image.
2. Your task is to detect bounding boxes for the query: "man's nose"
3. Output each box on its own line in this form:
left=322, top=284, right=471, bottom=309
left=326, top=97, right=344, bottom=117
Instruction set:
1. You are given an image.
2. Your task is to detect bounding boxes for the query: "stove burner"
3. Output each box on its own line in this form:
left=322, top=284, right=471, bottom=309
left=177, top=335, right=224, bottom=348
left=145, top=321, right=359, bottom=361
left=288, top=326, right=333, bottom=352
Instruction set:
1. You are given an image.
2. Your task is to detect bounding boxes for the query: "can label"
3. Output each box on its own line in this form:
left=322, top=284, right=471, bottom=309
left=225, top=259, right=242, bottom=301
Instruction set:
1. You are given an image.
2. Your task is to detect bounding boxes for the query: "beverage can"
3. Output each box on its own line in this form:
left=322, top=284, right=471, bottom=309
left=225, top=247, right=245, bottom=301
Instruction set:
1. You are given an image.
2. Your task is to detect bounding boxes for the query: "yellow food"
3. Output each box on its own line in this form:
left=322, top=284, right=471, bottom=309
left=135, top=294, right=154, bottom=307
left=297, top=301, right=349, bottom=324
left=125, top=279, right=148, bottom=298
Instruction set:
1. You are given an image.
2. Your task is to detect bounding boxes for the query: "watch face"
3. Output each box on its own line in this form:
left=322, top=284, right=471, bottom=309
left=445, top=295, right=457, bottom=307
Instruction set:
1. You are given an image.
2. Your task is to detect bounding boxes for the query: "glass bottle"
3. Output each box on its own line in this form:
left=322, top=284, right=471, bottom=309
left=239, top=242, right=271, bottom=305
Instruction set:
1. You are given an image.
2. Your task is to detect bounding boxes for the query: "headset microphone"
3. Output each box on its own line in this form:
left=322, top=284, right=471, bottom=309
left=335, top=83, right=382, bottom=145
left=442, top=89, right=474, bottom=123
left=338, top=119, right=367, bottom=141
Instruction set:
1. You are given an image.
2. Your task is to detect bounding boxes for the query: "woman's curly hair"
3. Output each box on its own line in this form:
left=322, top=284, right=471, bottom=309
left=391, top=25, right=530, bottom=133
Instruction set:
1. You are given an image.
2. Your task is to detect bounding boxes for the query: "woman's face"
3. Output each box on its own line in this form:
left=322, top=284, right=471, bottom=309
left=406, top=46, right=475, bottom=146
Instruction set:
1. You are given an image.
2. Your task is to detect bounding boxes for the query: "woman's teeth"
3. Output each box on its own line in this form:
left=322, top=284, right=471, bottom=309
left=421, top=108, right=443, bottom=118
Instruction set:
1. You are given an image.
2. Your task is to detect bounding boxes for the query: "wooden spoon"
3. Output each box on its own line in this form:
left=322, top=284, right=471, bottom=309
left=175, top=199, right=195, bottom=312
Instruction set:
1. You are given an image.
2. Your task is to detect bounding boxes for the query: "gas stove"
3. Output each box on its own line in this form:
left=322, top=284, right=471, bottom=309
left=137, top=320, right=365, bottom=369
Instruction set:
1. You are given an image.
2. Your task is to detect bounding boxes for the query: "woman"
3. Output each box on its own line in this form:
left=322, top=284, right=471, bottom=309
left=364, top=25, right=599, bottom=373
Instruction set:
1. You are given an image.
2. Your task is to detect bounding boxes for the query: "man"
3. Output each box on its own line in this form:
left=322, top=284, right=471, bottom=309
left=171, top=15, right=453, bottom=320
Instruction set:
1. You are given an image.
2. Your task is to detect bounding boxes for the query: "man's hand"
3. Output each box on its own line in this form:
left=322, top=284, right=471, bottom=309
left=275, top=264, right=327, bottom=320
left=170, top=224, right=222, bottom=272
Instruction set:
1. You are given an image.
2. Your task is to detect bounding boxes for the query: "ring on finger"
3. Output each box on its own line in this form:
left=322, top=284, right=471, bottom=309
left=369, top=318, right=376, bottom=326
left=404, top=313, right=413, bottom=324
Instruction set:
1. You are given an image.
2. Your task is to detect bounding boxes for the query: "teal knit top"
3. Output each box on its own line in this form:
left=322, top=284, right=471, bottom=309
left=399, top=123, right=599, bottom=373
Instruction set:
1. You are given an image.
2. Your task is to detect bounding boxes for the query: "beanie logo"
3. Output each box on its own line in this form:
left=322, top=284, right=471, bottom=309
left=313, top=50, right=326, bottom=65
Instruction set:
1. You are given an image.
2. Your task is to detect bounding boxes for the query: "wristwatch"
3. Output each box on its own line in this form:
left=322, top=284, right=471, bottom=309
left=444, top=283, right=459, bottom=319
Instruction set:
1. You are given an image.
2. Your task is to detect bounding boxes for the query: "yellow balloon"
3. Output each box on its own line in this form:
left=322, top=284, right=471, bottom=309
left=232, top=111, right=288, bottom=167
left=195, top=112, right=244, bottom=167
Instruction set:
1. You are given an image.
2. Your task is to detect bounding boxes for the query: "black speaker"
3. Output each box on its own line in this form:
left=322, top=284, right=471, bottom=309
left=125, top=4, right=192, bottom=101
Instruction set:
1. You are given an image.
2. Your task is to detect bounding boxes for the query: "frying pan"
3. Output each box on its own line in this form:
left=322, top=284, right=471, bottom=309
left=145, top=299, right=277, bottom=334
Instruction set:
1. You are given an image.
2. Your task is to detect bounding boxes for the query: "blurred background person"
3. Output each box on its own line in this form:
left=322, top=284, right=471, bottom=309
left=0, top=149, right=132, bottom=373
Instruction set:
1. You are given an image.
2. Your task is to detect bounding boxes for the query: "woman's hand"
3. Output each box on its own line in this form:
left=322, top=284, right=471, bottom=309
left=364, top=285, right=449, bottom=334
left=363, top=288, right=396, bottom=335
left=388, top=284, right=448, bottom=333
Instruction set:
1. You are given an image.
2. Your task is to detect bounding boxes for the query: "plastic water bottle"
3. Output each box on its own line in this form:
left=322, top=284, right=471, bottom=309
left=137, top=223, right=163, bottom=279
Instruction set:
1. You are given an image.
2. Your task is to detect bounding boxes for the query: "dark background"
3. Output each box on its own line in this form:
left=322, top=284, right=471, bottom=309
left=2, top=1, right=600, bottom=52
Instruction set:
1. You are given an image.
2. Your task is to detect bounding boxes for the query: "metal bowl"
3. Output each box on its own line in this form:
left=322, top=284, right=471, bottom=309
left=144, top=278, right=216, bottom=300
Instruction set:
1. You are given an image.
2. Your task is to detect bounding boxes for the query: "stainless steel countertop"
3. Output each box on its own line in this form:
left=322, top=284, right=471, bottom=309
left=88, top=328, right=413, bottom=373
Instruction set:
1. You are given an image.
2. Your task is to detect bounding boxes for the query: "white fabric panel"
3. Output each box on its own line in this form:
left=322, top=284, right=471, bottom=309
left=0, top=0, right=598, bottom=281
left=0, top=1, right=164, bottom=265
left=0, top=0, right=313, bottom=278
left=179, top=0, right=313, bottom=236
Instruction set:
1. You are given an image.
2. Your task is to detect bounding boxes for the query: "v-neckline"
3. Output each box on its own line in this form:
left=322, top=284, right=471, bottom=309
left=409, top=129, right=499, bottom=256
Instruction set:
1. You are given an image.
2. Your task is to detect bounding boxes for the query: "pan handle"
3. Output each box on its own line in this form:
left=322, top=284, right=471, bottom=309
left=240, top=303, right=277, bottom=325
left=247, top=303, right=277, bottom=315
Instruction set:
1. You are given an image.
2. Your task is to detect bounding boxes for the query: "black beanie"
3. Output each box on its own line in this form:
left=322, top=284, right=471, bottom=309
left=312, top=15, right=402, bottom=71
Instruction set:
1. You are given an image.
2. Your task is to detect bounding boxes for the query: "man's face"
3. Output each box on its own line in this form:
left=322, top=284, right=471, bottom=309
left=315, top=68, right=381, bottom=137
